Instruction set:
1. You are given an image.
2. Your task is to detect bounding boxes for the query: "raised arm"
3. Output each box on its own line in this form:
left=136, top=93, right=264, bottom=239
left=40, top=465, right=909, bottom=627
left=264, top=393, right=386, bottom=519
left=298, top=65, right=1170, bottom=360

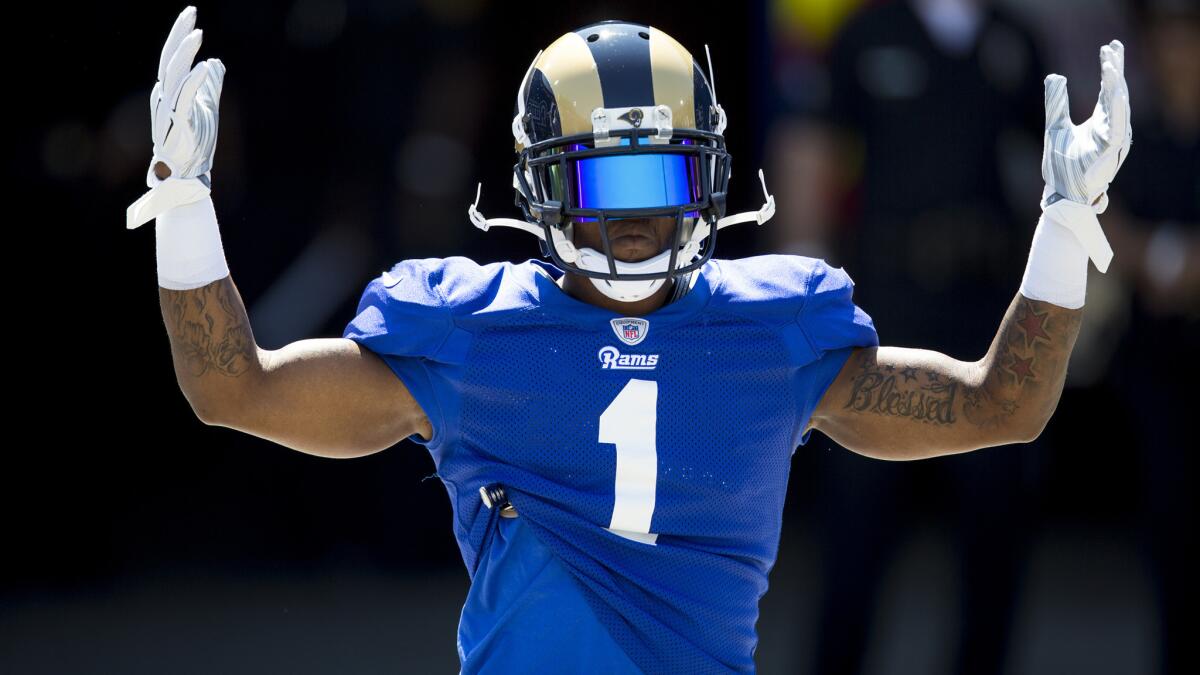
left=131, top=9, right=427, bottom=459
left=160, top=276, right=431, bottom=459
left=809, top=39, right=1130, bottom=461
left=807, top=292, right=1081, bottom=460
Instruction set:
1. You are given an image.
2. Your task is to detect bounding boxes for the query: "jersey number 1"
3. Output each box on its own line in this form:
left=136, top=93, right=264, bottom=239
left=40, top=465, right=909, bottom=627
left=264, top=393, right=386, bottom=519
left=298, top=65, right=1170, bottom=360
left=599, top=378, right=659, bottom=545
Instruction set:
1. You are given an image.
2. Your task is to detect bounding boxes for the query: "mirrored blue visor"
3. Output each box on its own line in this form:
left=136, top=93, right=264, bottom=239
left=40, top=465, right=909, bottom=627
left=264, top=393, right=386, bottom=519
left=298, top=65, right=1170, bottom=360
left=552, top=138, right=702, bottom=220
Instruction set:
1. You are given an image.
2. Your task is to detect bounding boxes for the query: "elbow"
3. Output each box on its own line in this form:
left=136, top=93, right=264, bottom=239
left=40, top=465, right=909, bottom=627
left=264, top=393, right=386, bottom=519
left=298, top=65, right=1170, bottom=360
left=1013, top=413, right=1051, bottom=444
left=168, top=373, right=229, bottom=426
left=1020, top=397, right=1063, bottom=443
left=175, top=382, right=217, bottom=425
left=178, top=373, right=262, bottom=429
left=180, top=385, right=243, bottom=428
left=189, top=396, right=226, bottom=427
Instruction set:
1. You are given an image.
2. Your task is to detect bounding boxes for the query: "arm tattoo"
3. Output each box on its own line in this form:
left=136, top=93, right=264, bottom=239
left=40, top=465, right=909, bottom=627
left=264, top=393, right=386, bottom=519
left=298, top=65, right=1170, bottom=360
left=964, top=293, right=1082, bottom=431
left=160, top=277, right=256, bottom=379
left=843, top=354, right=960, bottom=426
left=839, top=294, right=1082, bottom=436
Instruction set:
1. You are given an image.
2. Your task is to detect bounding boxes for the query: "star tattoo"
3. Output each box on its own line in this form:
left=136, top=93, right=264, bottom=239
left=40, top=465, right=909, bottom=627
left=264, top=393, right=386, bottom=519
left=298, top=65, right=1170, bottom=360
left=1017, top=307, right=1051, bottom=347
left=900, top=367, right=918, bottom=382
left=964, top=389, right=982, bottom=407
left=1007, top=354, right=1036, bottom=385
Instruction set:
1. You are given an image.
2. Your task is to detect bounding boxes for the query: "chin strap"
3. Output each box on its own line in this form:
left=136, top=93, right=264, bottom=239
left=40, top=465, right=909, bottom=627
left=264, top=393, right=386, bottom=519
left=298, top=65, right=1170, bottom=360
left=713, top=169, right=775, bottom=230
left=467, top=183, right=545, bottom=238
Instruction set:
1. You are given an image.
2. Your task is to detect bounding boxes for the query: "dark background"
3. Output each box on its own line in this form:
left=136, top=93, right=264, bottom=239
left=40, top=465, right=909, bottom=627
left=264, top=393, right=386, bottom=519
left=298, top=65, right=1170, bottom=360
left=5, top=0, right=1194, bottom=673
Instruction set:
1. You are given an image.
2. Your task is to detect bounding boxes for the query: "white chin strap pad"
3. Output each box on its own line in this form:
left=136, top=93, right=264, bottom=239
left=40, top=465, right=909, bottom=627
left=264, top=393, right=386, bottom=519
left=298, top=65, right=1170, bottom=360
left=575, top=240, right=700, bottom=302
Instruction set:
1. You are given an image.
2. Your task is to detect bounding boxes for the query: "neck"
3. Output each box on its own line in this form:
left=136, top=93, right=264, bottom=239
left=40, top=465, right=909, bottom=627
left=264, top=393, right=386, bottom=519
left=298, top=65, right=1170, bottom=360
left=559, top=271, right=677, bottom=316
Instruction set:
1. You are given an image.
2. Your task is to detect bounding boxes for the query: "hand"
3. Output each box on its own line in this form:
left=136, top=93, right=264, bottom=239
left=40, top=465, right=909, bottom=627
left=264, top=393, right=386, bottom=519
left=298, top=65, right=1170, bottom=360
left=127, top=6, right=226, bottom=229
left=1041, top=40, right=1132, bottom=214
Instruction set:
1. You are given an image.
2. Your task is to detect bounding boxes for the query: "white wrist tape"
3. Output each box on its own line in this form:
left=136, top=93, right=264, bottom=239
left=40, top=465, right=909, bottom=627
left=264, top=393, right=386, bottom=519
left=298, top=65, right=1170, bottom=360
left=1018, top=204, right=1091, bottom=309
left=155, top=195, right=230, bottom=290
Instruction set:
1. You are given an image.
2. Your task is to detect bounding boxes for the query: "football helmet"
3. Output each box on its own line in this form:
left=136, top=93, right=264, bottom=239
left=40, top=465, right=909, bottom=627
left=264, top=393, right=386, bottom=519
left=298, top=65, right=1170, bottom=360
left=468, top=20, right=775, bottom=302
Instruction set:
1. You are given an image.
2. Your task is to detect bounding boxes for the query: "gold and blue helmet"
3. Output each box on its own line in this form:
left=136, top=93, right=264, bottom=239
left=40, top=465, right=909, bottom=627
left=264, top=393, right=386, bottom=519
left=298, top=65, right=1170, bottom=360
left=469, top=20, right=774, bottom=302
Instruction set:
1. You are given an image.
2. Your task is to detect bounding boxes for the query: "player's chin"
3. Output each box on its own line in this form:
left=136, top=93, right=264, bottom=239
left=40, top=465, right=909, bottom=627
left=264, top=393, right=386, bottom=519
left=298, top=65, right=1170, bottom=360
left=610, top=236, right=662, bottom=263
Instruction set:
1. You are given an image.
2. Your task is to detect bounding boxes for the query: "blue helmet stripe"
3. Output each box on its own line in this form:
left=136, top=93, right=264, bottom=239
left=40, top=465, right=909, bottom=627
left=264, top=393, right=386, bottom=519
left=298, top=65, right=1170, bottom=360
left=574, top=22, right=655, bottom=109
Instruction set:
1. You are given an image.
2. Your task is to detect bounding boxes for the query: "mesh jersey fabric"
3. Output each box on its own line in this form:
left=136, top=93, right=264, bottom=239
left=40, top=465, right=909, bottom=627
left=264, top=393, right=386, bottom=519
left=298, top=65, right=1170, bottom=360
left=342, top=254, right=880, bottom=673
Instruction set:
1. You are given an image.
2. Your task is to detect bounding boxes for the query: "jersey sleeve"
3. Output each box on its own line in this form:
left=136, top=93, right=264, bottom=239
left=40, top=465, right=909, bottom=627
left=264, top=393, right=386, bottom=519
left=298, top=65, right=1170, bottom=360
left=793, top=260, right=879, bottom=447
left=341, top=259, right=455, bottom=447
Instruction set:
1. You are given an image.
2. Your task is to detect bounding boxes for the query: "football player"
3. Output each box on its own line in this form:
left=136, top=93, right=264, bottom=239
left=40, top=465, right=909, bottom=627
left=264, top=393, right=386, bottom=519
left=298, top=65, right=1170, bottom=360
left=130, top=7, right=1130, bottom=673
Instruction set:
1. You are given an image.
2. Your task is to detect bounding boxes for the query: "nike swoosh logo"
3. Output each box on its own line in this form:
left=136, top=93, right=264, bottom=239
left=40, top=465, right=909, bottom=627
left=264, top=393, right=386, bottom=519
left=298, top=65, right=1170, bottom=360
left=382, top=271, right=404, bottom=287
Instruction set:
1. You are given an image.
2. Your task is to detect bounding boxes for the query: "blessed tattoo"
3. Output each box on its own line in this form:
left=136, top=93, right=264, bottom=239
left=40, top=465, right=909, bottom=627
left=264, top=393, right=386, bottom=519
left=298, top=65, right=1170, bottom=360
left=843, top=370, right=958, bottom=425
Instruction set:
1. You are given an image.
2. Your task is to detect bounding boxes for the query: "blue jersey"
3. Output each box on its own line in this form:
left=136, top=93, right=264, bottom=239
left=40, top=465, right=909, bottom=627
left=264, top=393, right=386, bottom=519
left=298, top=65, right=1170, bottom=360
left=342, top=255, right=879, bottom=673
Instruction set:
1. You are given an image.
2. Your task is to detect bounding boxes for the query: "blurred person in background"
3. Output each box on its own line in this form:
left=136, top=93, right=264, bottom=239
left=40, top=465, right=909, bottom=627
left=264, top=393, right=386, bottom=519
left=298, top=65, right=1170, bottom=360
left=1101, top=1, right=1198, bottom=672
left=766, top=0, right=1051, bottom=673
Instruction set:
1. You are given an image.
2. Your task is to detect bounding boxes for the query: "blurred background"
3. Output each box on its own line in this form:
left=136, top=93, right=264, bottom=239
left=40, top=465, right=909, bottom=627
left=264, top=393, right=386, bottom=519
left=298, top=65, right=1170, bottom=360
left=6, top=0, right=1195, bottom=673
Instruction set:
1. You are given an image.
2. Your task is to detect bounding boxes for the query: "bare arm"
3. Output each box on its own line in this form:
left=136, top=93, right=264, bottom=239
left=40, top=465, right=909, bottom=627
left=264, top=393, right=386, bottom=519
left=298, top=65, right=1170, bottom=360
left=807, top=292, right=1083, bottom=460
left=159, top=275, right=431, bottom=459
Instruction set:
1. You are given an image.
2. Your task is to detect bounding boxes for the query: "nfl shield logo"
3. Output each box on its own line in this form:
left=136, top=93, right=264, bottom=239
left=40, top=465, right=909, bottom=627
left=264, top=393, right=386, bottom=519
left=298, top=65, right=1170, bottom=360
left=610, top=317, right=649, bottom=346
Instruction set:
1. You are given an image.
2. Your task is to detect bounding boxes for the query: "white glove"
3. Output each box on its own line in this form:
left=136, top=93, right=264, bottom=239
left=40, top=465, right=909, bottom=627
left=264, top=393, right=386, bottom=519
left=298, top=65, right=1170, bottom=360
left=126, top=6, right=226, bottom=229
left=1041, top=40, right=1131, bottom=212
left=1037, top=39, right=1132, bottom=273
